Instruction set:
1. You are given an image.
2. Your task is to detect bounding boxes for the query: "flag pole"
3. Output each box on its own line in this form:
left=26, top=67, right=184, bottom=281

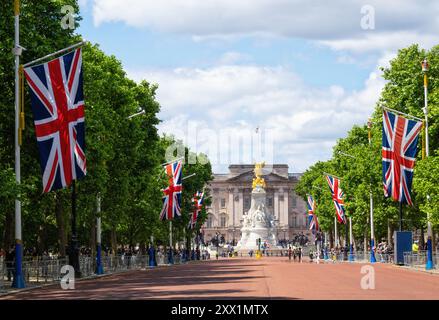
left=168, top=220, right=174, bottom=265
left=323, top=172, right=343, bottom=180
left=69, top=180, right=81, bottom=277
left=96, top=194, right=104, bottom=275
left=22, top=41, right=87, bottom=68
left=367, top=119, right=376, bottom=263
left=12, top=0, right=25, bottom=289
left=422, top=59, right=434, bottom=270
left=334, top=216, right=338, bottom=249
left=399, top=202, right=403, bottom=231
left=348, top=216, right=354, bottom=262
left=382, top=106, right=423, bottom=122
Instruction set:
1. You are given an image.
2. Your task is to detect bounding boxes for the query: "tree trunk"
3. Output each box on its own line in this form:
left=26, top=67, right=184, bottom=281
left=111, top=226, right=117, bottom=256
left=37, top=223, right=47, bottom=255
left=387, top=219, right=392, bottom=246
left=419, top=227, right=425, bottom=250
left=2, top=210, right=14, bottom=251
left=363, top=229, right=368, bottom=253
left=89, top=218, right=97, bottom=270
left=55, top=192, right=67, bottom=257
left=329, top=228, right=334, bottom=249
left=139, top=242, right=146, bottom=255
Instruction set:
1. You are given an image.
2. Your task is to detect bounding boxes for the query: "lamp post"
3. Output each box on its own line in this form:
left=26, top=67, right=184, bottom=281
left=12, top=0, right=25, bottom=289
left=337, top=147, right=375, bottom=263
left=96, top=194, right=104, bottom=275
left=348, top=216, right=354, bottom=261
left=367, top=119, right=377, bottom=263
left=422, top=58, right=434, bottom=270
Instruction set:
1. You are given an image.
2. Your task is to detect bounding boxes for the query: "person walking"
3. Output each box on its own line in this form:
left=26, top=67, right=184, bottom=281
left=298, top=247, right=303, bottom=263
left=5, top=245, right=15, bottom=282
left=288, top=246, right=292, bottom=261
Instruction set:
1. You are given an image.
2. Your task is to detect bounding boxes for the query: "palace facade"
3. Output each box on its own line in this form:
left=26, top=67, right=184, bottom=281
left=201, top=164, right=310, bottom=244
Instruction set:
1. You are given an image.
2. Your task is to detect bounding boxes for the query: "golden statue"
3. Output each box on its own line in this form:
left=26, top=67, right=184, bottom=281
left=252, top=161, right=266, bottom=190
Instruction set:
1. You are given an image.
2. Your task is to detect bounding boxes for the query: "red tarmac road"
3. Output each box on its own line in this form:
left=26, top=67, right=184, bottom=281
left=2, top=257, right=439, bottom=300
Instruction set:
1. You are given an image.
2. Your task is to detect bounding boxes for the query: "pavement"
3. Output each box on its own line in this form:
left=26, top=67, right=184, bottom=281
left=1, top=257, right=439, bottom=300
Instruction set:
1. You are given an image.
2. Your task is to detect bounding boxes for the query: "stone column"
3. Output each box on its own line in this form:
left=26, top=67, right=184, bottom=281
left=283, top=189, right=289, bottom=239
left=238, top=190, right=243, bottom=224
left=228, top=190, right=234, bottom=228
left=274, top=190, right=279, bottom=221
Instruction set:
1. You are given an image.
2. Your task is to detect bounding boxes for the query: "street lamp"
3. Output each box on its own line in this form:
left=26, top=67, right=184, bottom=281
left=422, top=58, right=434, bottom=270
left=337, top=147, right=376, bottom=263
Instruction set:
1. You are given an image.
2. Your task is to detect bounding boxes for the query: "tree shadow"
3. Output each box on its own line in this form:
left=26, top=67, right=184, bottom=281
left=1, top=259, right=289, bottom=300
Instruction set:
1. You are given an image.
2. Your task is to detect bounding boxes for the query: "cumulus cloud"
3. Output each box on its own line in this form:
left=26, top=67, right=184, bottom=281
left=128, top=62, right=386, bottom=172
left=92, top=0, right=439, bottom=53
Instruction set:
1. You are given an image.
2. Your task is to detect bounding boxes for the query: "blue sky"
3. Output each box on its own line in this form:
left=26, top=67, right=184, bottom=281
left=76, top=0, right=438, bottom=173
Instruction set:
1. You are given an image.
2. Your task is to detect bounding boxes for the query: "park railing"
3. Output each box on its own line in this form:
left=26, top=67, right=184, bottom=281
left=403, top=250, right=438, bottom=269
left=0, top=252, right=205, bottom=293
left=1, top=256, right=68, bottom=291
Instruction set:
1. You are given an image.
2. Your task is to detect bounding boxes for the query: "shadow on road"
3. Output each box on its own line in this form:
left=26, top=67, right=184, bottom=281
left=1, top=259, right=295, bottom=300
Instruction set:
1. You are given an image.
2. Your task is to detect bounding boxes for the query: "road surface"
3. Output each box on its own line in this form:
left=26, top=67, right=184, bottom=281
left=2, top=257, right=439, bottom=300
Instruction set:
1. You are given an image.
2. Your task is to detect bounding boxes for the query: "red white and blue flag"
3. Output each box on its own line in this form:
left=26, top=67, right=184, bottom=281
left=189, top=191, right=204, bottom=229
left=160, top=160, right=183, bottom=221
left=382, top=110, right=422, bottom=206
left=24, top=48, right=86, bottom=193
left=307, top=195, right=319, bottom=232
left=326, top=175, right=347, bottom=224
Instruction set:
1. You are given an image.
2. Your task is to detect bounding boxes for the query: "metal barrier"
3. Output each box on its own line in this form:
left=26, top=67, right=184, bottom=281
left=404, top=251, right=438, bottom=269
left=0, top=252, right=200, bottom=293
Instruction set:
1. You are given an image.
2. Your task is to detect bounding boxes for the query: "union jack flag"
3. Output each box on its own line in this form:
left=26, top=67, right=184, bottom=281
left=24, top=48, right=86, bottom=193
left=382, top=110, right=422, bottom=205
left=307, top=195, right=319, bottom=232
left=189, top=191, right=204, bottom=229
left=326, top=175, right=346, bottom=224
left=160, top=160, right=183, bottom=221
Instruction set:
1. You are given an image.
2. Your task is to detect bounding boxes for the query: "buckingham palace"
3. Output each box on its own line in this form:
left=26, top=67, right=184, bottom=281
left=201, top=164, right=310, bottom=244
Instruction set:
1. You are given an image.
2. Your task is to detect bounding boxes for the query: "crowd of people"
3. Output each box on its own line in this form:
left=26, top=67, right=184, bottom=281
left=278, top=233, right=310, bottom=248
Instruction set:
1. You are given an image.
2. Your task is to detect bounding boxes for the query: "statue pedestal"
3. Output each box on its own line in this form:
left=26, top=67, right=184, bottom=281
left=235, top=187, right=279, bottom=251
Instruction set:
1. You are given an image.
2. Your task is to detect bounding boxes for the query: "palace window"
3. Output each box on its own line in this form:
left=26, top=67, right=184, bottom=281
left=206, top=215, right=213, bottom=228
left=221, top=198, right=226, bottom=208
left=244, top=198, right=251, bottom=210
left=268, top=197, right=273, bottom=207
left=291, top=195, right=297, bottom=208
left=220, top=214, right=227, bottom=227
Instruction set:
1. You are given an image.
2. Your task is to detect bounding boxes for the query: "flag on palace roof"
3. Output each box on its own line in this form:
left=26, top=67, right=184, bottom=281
left=24, top=48, right=86, bottom=193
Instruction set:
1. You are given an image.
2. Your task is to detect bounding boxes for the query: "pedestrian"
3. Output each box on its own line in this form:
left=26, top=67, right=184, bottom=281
left=293, top=247, right=297, bottom=262
left=5, top=245, right=15, bottom=282
left=288, top=246, right=292, bottom=261
left=298, top=247, right=303, bottom=263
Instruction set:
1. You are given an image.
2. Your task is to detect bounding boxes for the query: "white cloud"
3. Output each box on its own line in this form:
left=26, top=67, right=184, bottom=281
left=92, top=0, right=439, bottom=52
left=128, top=61, right=386, bottom=172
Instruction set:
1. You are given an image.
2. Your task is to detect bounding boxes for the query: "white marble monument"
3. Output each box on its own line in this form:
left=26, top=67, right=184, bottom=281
left=235, top=163, right=279, bottom=250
